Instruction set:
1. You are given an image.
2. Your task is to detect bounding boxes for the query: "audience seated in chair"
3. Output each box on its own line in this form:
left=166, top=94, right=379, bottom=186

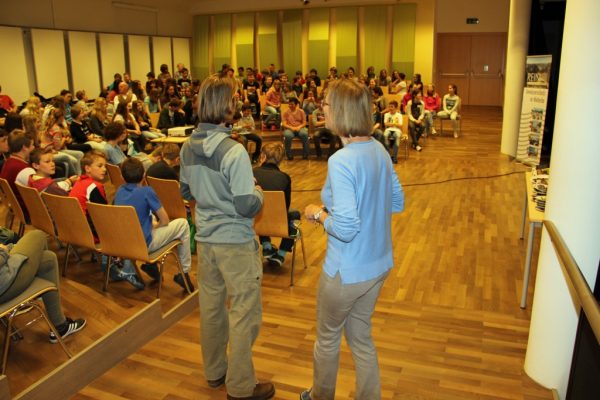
left=70, top=106, right=106, bottom=153
left=264, top=78, right=282, bottom=128
left=157, top=99, right=186, bottom=135
left=282, top=98, right=309, bottom=160
left=423, top=84, right=441, bottom=136
left=253, top=143, right=300, bottom=267
left=114, top=157, right=194, bottom=291
left=437, top=84, right=461, bottom=138
left=383, top=100, right=404, bottom=163
left=28, top=147, right=77, bottom=195
left=233, top=105, right=262, bottom=164
left=0, top=130, right=36, bottom=220
left=69, top=151, right=143, bottom=289
left=0, top=230, right=85, bottom=343
left=146, top=143, right=180, bottom=180
left=312, top=101, right=341, bottom=160
left=406, top=90, right=425, bottom=152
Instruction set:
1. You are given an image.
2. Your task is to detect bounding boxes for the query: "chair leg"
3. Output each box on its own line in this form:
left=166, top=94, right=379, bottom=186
left=62, top=245, right=71, bottom=277
left=290, top=243, right=297, bottom=287
left=29, top=302, right=72, bottom=358
left=17, top=222, right=25, bottom=238
left=172, top=253, right=192, bottom=295
left=103, top=256, right=112, bottom=291
left=299, top=230, right=307, bottom=270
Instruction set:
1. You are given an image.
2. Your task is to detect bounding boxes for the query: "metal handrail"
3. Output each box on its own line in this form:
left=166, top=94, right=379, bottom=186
left=544, top=220, right=600, bottom=344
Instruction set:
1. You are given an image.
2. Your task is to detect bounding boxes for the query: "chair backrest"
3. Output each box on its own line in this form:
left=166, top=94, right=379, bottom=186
left=86, top=202, right=150, bottom=262
left=15, top=184, right=55, bottom=237
left=145, top=176, right=187, bottom=220
left=41, top=192, right=97, bottom=250
left=254, top=191, right=289, bottom=238
left=149, top=112, right=160, bottom=128
left=0, top=178, right=27, bottom=227
left=106, top=163, right=125, bottom=188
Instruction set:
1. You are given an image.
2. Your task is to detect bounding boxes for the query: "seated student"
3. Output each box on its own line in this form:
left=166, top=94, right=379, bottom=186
left=243, top=72, right=261, bottom=119
left=406, top=90, right=425, bottom=151
left=371, top=102, right=384, bottom=145
left=70, top=106, right=106, bottom=153
left=232, top=105, right=262, bottom=164
left=132, top=100, right=165, bottom=140
left=0, top=230, right=86, bottom=343
left=42, top=108, right=85, bottom=175
left=103, top=122, right=153, bottom=170
left=69, top=151, right=144, bottom=289
left=146, top=143, right=179, bottom=180
left=423, top=84, right=441, bottom=136
left=383, top=100, right=404, bottom=163
left=156, top=99, right=186, bottom=135
left=0, top=128, right=8, bottom=171
left=0, top=130, right=36, bottom=220
left=28, top=147, right=77, bottom=195
left=281, top=98, right=309, bottom=160
left=312, top=101, right=341, bottom=160
left=302, top=90, right=318, bottom=117
left=401, top=83, right=414, bottom=114
left=252, top=143, right=299, bottom=267
left=437, top=84, right=461, bottom=138
left=114, top=157, right=194, bottom=291
left=264, top=79, right=282, bottom=128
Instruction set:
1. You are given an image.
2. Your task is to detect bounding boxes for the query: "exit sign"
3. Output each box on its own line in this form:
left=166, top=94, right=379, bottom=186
left=466, top=17, right=480, bottom=24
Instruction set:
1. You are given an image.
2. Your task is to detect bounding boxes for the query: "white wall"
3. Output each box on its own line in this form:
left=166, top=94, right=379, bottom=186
left=436, top=0, right=509, bottom=33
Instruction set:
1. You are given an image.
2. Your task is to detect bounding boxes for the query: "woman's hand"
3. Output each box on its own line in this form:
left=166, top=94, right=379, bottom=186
left=304, top=204, right=323, bottom=223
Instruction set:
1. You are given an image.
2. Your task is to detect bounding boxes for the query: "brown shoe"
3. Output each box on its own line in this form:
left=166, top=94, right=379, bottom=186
left=227, top=382, right=275, bottom=400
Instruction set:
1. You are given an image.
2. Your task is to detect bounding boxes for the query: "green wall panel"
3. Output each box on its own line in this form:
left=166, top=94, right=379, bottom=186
left=236, top=44, right=254, bottom=70
left=258, top=12, right=278, bottom=69
left=282, top=10, right=302, bottom=73
left=308, top=40, right=329, bottom=79
left=392, top=4, right=416, bottom=76
left=335, top=7, right=357, bottom=72
left=364, top=6, right=387, bottom=74
left=214, top=14, right=231, bottom=72
left=192, top=15, right=209, bottom=80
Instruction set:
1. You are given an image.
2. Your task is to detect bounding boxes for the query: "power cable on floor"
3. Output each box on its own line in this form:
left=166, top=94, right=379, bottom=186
left=292, top=170, right=526, bottom=192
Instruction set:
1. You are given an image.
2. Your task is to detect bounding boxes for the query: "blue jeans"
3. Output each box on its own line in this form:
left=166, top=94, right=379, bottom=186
left=283, top=127, right=309, bottom=159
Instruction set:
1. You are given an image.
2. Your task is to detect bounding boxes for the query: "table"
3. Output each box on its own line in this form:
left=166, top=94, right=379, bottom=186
left=519, top=171, right=545, bottom=309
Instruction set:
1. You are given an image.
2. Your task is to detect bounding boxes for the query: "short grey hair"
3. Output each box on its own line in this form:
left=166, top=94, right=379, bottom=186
left=197, top=74, right=236, bottom=124
left=326, top=79, right=372, bottom=137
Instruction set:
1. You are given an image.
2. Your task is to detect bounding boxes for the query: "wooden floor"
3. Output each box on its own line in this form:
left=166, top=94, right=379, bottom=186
left=4, top=106, right=551, bottom=399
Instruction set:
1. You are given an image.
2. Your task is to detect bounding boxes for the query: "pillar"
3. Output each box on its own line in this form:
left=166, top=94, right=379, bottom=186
left=524, top=0, right=600, bottom=398
left=500, top=0, right=531, bottom=156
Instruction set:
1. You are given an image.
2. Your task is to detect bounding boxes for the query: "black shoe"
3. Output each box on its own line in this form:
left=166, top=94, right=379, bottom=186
left=262, top=245, right=278, bottom=258
left=267, top=253, right=285, bottom=267
left=141, top=263, right=160, bottom=281
left=207, top=374, right=226, bottom=388
left=174, top=272, right=195, bottom=291
left=49, top=317, right=86, bottom=343
left=391, top=157, right=398, bottom=164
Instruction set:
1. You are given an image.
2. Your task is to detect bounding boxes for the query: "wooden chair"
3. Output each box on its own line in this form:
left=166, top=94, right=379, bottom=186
left=15, top=184, right=55, bottom=238
left=106, top=163, right=125, bottom=188
left=149, top=112, right=160, bottom=128
left=41, top=193, right=99, bottom=276
left=145, top=176, right=187, bottom=220
left=254, top=191, right=306, bottom=286
left=86, top=202, right=192, bottom=297
left=0, top=278, right=72, bottom=374
left=0, top=178, right=27, bottom=237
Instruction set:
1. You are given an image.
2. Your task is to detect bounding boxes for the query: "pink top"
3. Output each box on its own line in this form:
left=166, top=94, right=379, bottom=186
left=266, top=88, right=282, bottom=107
left=283, top=108, right=306, bottom=129
left=424, top=94, right=441, bottom=112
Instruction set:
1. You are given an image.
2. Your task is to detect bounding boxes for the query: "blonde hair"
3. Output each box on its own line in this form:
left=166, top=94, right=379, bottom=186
left=23, top=97, right=41, bottom=116
left=197, top=74, right=236, bottom=124
left=91, top=97, right=108, bottom=122
left=261, top=143, right=285, bottom=165
left=325, top=79, right=372, bottom=137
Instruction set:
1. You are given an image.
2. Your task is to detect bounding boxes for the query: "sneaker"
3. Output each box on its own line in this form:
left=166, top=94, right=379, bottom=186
left=227, top=382, right=275, bottom=400
left=300, top=389, right=313, bottom=400
left=207, top=374, right=226, bottom=388
left=416, top=145, right=422, bottom=152
left=49, top=317, right=86, bottom=343
left=262, top=245, right=277, bottom=258
left=112, top=268, right=145, bottom=290
left=109, top=264, right=125, bottom=281
left=141, top=263, right=160, bottom=281
left=174, top=272, right=195, bottom=291
left=267, top=253, right=285, bottom=268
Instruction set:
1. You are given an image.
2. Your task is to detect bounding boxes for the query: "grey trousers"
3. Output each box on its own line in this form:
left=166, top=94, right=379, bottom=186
left=0, top=230, right=66, bottom=327
left=312, top=270, right=389, bottom=400
left=197, top=240, right=263, bottom=397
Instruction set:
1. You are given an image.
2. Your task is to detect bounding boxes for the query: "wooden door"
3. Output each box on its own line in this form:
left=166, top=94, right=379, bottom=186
left=436, top=33, right=506, bottom=106
left=436, top=35, right=471, bottom=104
left=469, top=34, right=506, bottom=106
